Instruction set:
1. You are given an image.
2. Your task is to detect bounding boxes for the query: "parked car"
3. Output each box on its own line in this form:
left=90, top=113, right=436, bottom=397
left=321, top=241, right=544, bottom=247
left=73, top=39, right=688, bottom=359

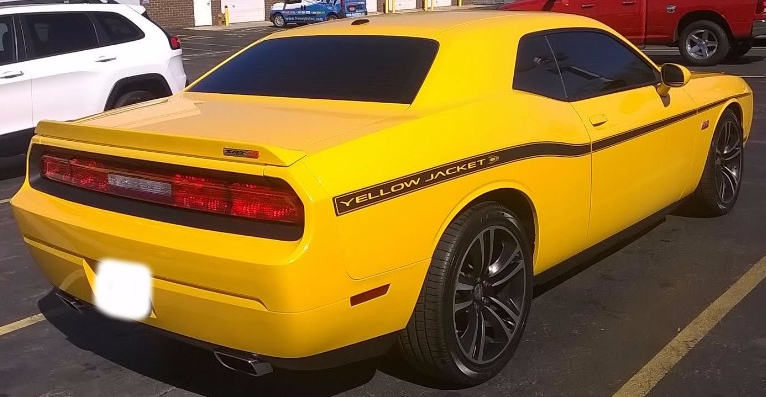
left=0, top=0, right=187, bottom=158
left=499, top=0, right=766, bottom=66
left=10, top=10, right=752, bottom=386
left=270, top=0, right=366, bottom=28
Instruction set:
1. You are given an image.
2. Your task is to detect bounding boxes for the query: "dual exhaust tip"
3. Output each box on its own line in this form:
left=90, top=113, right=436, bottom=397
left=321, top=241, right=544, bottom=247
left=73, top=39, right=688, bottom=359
left=55, top=289, right=274, bottom=377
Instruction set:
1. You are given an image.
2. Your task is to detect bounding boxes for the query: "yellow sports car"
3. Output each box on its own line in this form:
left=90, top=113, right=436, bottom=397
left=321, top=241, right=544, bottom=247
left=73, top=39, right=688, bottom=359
left=11, top=10, right=752, bottom=385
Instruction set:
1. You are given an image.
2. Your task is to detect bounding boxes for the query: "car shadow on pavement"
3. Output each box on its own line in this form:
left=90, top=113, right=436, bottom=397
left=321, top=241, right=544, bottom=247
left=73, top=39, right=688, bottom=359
left=37, top=292, right=460, bottom=396
left=0, top=155, right=26, bottom=181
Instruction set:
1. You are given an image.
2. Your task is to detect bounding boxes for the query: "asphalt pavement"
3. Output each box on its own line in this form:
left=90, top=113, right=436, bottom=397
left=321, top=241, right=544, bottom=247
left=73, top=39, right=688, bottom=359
left=1, top=24, right=766, bottom=397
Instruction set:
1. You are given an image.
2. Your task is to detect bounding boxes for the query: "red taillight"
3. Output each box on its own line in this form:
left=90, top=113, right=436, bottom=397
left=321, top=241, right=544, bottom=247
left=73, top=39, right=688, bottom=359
left=759, top=1, right=766, bottom=13
left=169, top=36, right=181, bottom=50
left=40, top=153, right=303, bottom=224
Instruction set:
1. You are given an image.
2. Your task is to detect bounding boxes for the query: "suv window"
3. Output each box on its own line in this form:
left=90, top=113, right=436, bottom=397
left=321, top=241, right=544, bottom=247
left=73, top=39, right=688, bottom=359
left=188, top=35, right=440, bottom=104
left=93, top=12, right=143, bottom=44
left=0, top=17, right=15, bottom=66
left=545, top=30, right=659, bottom=101
left=513, top=35, right=566, bottom=100
left=23, top=12, right=99, bottom=58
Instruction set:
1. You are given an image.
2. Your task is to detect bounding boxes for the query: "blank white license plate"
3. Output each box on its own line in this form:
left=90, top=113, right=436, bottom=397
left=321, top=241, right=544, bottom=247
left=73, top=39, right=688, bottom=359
left=93, top=258, right=153, bottom=321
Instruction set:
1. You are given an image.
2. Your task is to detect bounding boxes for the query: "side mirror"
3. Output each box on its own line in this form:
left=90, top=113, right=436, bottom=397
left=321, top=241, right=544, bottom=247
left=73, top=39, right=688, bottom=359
left=656, top=63, right=691, bottom=97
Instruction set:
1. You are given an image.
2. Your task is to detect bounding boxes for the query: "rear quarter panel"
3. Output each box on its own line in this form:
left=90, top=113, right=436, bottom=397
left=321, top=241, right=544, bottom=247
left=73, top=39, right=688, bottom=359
left=646, top=0, right=756, bottom=44
left=300, top=93, right=593, bottom=281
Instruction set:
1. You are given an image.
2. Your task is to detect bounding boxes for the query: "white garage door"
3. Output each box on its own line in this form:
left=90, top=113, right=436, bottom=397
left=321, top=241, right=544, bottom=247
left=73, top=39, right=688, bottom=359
left=433, top=0, right=450, bottom=6
left=396, top=0, right=415, bottom=10
left=222, top=0, right=265, bottom=23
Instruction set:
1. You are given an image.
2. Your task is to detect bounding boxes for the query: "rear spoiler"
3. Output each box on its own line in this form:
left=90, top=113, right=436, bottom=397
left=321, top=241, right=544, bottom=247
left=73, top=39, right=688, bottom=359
left=34, top=120, right=307, bottom=167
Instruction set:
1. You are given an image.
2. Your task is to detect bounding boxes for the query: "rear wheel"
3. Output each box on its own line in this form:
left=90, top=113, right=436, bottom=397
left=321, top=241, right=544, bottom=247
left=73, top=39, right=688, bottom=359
left=678, top=20, right=730, bottom=66
left=397, top=201, right=533, bottom=386
left=685, top=109, right=744, bottom=216
left=273, top=13, right=286, bottom=27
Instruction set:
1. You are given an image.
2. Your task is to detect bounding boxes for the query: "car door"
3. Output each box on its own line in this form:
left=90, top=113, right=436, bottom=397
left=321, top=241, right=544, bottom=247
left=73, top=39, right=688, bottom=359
left=20, top=11, right=125, bottom=125
left=544, top=29, right=698, bottom=247
left=593, top=0, right=645, bottom=44
left=0, top=15, right=34, bottom=155
left=281, top=0, right=305, bottom=23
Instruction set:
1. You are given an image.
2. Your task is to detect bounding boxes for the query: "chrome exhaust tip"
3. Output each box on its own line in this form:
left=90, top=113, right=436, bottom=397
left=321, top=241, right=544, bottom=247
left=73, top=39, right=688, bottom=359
left=214, top=350, right=274, bottom=377
left=55, top=290, right=84, bottom=313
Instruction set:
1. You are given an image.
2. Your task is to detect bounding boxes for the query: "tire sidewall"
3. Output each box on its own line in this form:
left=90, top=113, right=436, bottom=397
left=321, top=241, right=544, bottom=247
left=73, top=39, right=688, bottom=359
left=115, top=91, right=154, bottom=108
left=439, top=203, right=534, bottom=383
left=708, top=110, right=745, bottom=213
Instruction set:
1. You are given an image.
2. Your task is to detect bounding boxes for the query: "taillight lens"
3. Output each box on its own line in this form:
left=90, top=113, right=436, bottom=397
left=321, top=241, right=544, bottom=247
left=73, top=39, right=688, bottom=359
left=169, top=36, right=181, bottom=50
left=759, top=1, right=766, bottom=13
left=40, top=153, right=303, bottom=224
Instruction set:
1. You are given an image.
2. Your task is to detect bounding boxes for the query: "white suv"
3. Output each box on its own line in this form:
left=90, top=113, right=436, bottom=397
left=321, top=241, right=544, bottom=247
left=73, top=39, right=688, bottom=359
left=0, top=0, right=187, bottom=157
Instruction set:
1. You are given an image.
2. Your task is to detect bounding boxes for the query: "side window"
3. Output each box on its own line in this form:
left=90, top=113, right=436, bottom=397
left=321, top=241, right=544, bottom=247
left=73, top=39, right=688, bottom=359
left=93, top=12, right=143, bottom=45
left=513, top=34, right=566, bottom=100
left=0, top=17, right=16, bottom=66
left=23, top=13, right=99, bottom=59
left=545, top=31, right=659, bottom=101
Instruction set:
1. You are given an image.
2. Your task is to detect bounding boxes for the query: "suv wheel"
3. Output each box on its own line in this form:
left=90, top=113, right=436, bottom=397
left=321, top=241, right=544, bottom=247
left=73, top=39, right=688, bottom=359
left=114, top=91, right=155, bottom=108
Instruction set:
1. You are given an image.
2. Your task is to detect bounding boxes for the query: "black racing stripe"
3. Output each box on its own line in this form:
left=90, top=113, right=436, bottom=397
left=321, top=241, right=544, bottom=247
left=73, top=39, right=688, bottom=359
left=591, top=108, right=697, bottom=151
left=332, top=93, right=750, bottom=216
left=333, top=142, right=590, bottom=216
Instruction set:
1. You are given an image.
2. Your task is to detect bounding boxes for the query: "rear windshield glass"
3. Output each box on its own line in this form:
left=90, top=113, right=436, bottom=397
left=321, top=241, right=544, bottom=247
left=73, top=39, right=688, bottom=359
left=187, top=35, right=440, bottom=104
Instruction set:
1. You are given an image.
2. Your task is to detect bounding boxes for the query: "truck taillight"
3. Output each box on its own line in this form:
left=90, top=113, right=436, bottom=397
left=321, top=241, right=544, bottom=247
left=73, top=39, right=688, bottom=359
left=759, top=1, right=766, bottom=13
left=40, top=153, right=303, bottom=224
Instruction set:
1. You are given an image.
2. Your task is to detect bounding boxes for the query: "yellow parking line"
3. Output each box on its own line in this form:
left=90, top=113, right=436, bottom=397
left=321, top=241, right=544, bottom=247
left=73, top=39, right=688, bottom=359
left=0, top=314, right=47, bottom=337
left=612, top=254, right=766, bottom=397
left=0, top=198, right=10, bottom=204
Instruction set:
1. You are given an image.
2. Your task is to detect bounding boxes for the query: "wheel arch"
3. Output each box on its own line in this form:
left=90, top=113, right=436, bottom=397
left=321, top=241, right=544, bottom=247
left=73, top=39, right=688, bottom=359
left=674, top=11, right=732, bottom=43
left=104, top=74, right=173, bottom=111
left=430, top=183, right=539, bottom=265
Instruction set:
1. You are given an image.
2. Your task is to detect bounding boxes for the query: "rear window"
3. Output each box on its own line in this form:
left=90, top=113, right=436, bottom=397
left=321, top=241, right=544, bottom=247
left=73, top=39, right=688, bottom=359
left=187, top=35, right=440, bottom=104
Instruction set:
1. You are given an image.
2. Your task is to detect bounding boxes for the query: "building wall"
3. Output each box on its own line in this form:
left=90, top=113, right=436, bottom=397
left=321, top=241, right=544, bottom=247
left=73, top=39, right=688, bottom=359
left=143, top=0, right=195, bottom=28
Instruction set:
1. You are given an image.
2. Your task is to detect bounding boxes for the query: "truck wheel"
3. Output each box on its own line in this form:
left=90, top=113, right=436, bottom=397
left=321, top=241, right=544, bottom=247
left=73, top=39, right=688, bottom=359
left=678, top=20, right=730, bottom=66
left=725, top=39, right=754, bottom=60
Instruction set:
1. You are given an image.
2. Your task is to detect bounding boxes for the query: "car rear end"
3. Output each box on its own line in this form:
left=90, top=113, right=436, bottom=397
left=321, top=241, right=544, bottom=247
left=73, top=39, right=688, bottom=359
left=133, top=6, right=187, bottom=91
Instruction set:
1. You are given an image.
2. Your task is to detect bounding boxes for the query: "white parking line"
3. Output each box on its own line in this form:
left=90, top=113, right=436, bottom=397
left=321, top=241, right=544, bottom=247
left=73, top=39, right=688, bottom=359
left=0, top=198, right=10, bottom=204
left=612, top=254, right=766, bottom=397
left=0, top=314, right=46, bottom=337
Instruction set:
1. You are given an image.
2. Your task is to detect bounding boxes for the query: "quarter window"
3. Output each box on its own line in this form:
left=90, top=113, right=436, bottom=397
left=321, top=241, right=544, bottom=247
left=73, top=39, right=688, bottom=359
left=545, top=31, right=659, bottom=101
left=0, top=17, right=15, bottom=66
left=93, top=12, right=143, bottom=44
left=23, top=13, right=99, bottom=58
left=513, top=35, right=566, bottom=100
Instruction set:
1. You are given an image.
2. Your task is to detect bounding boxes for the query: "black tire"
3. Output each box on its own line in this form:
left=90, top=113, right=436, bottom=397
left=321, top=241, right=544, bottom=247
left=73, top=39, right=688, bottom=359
left=326, top=13, right=337, bottom=21
left=678, top=20, right=730, bottom=66
left=685, top=109, right=744, bottom=217
left=397, top=201, right=534, bottom=386
left=725, top=39, right=754, bottom=60
left=272, top=13, right=286, bottom=28
left=113, top=90, right=155, bottom=108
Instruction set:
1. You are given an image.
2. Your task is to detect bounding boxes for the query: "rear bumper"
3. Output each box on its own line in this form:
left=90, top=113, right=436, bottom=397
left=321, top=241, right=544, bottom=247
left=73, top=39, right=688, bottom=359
left=753, top=20, right=766, bottom=37
left=10, top=178, right=426, bottom=363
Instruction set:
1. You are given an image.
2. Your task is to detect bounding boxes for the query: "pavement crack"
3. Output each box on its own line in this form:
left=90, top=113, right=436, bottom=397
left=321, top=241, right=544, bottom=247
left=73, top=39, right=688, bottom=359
left=150, top=387, right=177, bottom=397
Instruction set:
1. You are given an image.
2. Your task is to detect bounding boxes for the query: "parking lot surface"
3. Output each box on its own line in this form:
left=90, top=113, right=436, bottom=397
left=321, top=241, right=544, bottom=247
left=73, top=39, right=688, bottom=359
left=2, top=24, right=766, bottom=397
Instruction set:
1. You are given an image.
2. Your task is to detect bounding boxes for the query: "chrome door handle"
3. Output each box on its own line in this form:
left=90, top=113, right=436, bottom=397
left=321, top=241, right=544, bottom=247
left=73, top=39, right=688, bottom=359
left=0, top=70, right=23, bottom=78
left=95, top=56, right=117, bottom=62
left=622, top=0, right=635, bottom=4
left=581, top=3, right=594, bottom=8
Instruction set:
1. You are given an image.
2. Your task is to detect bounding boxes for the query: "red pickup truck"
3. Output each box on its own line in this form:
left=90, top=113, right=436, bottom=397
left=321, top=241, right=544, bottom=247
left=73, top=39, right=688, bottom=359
left=498, top=0, right=766, bottom=66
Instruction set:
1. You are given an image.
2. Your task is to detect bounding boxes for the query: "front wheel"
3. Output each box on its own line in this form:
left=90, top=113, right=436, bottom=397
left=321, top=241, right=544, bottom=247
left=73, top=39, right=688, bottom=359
left=684, top=109, right=744, bottom=216
left=397, top=202, right=534, bottom=386
left=272, top=13, right=286, bottom=28
left=678, top=20, right=730, bottom=66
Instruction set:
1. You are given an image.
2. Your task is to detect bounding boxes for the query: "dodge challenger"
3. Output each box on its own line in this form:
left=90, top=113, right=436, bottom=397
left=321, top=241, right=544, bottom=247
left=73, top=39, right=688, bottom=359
left=10, top=10, right=753, bottom=385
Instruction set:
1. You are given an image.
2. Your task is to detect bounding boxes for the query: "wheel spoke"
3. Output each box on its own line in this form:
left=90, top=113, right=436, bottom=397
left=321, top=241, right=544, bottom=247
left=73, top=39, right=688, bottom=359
left=723, top=145, right=741, bottom=162
left=484, top=304, right=514, bottom=342
left=456, top=273, right=474, bottom=291
left=481, top=228, right=495, bottom=277
left=721, top=165, right=740, bottom=196
left=474, top=311, right=486, bottom=361
left=489, top=296, right=520, bottom=327
left=454, top=299, right=472, bottom=314
left=489, top=242, right=520, bottom=278
left=458, top=306, right=479, bottom=353
left=491, top=259, right=524, bottom=288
